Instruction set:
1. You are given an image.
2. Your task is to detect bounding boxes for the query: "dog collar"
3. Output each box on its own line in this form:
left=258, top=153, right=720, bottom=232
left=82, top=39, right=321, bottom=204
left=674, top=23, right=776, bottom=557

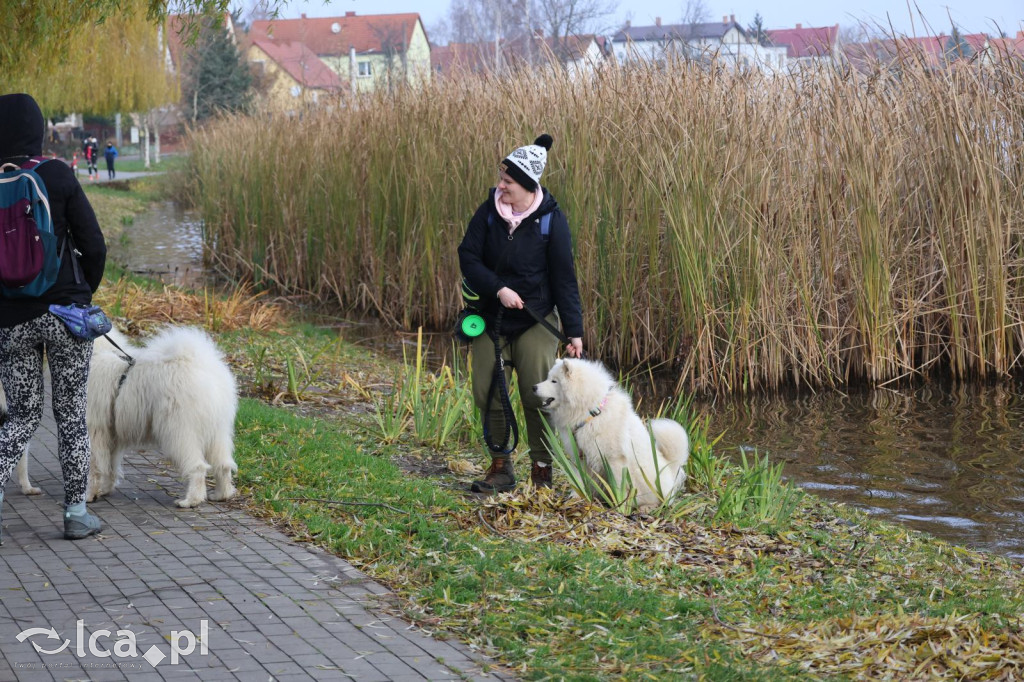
left=572, top=391, right=611, bottom=433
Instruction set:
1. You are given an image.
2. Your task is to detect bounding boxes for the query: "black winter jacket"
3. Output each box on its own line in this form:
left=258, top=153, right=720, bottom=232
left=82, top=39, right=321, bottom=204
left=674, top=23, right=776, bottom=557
left=458, top=188, right=583, bottom=339
left=0, top=93, right=106, bottom=328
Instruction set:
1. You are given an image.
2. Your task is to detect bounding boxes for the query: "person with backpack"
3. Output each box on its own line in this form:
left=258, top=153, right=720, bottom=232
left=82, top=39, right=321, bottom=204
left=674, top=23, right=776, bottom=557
left=457, top=134, right=584, bottom=494
left=0, top=93, right=108, bottom=543
left=103, top=142, right=118, bottom=179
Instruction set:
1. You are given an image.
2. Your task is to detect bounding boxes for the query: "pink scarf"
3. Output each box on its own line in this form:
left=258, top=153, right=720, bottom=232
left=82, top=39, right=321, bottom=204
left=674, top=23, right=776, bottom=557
left=494, top=187, right=544, bottom=234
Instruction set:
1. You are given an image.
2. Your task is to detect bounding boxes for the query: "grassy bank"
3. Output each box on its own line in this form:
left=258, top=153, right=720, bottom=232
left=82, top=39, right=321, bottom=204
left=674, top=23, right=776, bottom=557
left=89, top=185, right=1024, bottom=679
left=93, top=272, right=1024, bottom=679
left=188, top=57, right=1024, bottom=393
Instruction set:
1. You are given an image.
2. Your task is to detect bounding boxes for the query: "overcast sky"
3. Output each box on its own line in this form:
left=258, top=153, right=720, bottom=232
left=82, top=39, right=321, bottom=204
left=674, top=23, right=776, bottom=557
left=260, top=0, right=1022, bottom=39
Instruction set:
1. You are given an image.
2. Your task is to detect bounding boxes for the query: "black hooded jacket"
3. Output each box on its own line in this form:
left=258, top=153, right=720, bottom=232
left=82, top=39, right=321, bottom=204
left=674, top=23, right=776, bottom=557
left=0, top=93, right=106, bottom=327
left=458, top=187, right=583, bottom=339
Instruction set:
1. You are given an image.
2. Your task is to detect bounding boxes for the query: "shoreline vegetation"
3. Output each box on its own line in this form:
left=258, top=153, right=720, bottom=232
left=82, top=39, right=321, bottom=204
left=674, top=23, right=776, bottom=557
left=86, top=159, right=1024, bottom=678
left=188, top=57, right=1024, bottom=395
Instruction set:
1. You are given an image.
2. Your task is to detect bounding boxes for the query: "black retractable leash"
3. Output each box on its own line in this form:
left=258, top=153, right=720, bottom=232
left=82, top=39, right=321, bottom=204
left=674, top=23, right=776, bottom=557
left=483, top=309, right=519, bottom=454
left=481, top=304, right=587, bottom=455
left=103, top=335, right=136, bottom=391
left=522, top=304, right=588, bottom=360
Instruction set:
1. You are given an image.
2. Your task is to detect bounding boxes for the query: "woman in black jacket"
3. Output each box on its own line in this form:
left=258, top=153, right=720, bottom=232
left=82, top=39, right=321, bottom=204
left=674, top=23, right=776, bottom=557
left=458, top=134, right=584, bottom=493
left=0, top=93, right=107, bottom=543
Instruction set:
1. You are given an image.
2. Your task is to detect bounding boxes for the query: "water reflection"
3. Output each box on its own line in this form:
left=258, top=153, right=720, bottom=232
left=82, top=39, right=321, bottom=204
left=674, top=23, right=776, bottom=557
left=697, top=382, right=1024, bottom=559
left=108, top=201, right=206, bottom=288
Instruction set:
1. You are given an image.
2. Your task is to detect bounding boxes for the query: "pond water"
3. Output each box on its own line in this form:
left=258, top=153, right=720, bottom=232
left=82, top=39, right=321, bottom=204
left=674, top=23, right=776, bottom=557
left=124, top=201, right=1024, bottom=562
left=698, top=383, right=1024, bottom=561
left=108, top=201, right=207, bottom=288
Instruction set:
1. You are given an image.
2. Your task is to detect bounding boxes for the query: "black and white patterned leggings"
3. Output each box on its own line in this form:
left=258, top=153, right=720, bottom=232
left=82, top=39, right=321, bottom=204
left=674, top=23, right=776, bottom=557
left=0, top=313, right=93, bottom=506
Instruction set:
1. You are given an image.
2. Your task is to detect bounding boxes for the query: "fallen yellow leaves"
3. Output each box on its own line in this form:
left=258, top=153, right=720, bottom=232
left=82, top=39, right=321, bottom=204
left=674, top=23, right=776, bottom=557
left=460, top=488, right=809, bottom=573
left=457, top=489, right=1024, bottom=679
left=447, top=458, right=483, bottom=476
left=709, top=612, right=1024, bottom=680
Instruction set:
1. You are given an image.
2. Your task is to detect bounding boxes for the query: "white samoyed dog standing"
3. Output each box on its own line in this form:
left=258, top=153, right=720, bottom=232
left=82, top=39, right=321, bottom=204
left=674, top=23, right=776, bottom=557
left=84, top=326, right=239, bottom=507
left=533, top=358, right=689, bottom=511
left=6, top=327, right=238, bottom=507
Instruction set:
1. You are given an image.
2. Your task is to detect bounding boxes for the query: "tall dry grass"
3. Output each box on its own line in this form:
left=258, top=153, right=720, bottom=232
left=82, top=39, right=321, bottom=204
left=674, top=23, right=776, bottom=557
left=188, top=56, right=1024, bottom=393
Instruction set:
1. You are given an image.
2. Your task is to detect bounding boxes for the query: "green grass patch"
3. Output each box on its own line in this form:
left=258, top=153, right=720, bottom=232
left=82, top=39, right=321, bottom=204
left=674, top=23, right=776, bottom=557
left=233, top=398, right=784, bottom=679
left=112, top=154, right=189, bottom=174
left=232, top=394, right=1024, bottom=679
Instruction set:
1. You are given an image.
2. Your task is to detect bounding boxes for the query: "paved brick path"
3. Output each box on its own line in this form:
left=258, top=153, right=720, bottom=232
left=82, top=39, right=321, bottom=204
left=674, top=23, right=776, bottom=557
left=0, top=393, right=514, bottom=681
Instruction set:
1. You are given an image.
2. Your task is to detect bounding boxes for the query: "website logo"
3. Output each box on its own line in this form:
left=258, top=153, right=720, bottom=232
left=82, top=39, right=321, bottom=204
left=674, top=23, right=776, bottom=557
left=17, top=620, right=209, bottom=668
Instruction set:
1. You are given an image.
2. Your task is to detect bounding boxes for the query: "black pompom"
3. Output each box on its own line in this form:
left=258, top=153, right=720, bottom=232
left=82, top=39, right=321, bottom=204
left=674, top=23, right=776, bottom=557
left=534, top=133, right=553, bottom=150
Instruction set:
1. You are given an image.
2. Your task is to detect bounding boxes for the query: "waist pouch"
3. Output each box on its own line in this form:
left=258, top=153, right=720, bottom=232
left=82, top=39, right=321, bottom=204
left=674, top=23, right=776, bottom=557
left=48, top=303, right=112, bottom=340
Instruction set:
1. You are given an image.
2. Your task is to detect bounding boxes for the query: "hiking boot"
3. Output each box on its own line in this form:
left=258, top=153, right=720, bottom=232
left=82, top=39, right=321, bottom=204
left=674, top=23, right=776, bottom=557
left=63, top=502, right=101, bottom=540
left=531, top=461, right=553, bottom=488
left=471, top=457, right=516, bottom=493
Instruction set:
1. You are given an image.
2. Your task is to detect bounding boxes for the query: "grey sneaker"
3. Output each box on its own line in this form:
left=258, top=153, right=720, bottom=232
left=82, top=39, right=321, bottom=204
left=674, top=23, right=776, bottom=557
left=64, top=505, right=101, bottom=540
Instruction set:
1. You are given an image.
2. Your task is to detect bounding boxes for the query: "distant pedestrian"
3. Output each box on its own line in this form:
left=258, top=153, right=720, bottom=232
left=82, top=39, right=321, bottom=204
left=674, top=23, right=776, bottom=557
left=104, top=142, right=117, bottom=179
left=83, top=137, right=99, bottom=180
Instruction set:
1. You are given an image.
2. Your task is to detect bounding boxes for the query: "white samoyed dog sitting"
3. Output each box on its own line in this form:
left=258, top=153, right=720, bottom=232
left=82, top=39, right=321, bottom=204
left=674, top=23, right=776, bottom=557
left=533, top=358, right=689, bottom=512
left=15, top=326, right=238, bottom=508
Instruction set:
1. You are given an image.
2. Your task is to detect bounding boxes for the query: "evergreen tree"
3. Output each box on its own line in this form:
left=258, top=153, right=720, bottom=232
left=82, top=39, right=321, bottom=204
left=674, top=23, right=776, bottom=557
left=181, top=18, right=252, bottom=123
left=748, top=12, right=767, bottom=46
left=946, top=25, right=973, bottom=63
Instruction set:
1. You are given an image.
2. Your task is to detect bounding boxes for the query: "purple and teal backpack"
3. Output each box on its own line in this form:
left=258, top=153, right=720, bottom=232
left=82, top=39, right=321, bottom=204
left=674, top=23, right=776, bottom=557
left=0, top=156, right=59, bottom=297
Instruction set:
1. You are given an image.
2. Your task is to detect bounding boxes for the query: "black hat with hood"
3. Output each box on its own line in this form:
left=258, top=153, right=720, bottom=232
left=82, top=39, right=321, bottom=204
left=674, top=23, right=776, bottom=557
left=0, top=92, right=45, bottom=159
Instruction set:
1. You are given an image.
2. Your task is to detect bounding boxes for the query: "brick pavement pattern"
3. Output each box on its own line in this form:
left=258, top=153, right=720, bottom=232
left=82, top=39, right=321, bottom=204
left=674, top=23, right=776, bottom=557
left=0, top=391, right=515, bottom=681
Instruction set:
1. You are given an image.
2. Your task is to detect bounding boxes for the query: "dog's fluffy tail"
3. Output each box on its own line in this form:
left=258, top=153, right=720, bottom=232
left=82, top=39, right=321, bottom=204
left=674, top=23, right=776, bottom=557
left=650, top=418, right=690, bottom=468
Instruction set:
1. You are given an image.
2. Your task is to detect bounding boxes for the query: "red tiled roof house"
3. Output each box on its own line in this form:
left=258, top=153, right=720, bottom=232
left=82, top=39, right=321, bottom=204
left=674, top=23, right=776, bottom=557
left=765, top=24, right=841, bottom=68
left=249, top=12, right=431, bottom=95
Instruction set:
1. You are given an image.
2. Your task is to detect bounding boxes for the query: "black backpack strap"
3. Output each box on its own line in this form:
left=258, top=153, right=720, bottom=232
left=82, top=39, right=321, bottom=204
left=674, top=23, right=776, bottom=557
left=58, top=234, right=84, bottom=285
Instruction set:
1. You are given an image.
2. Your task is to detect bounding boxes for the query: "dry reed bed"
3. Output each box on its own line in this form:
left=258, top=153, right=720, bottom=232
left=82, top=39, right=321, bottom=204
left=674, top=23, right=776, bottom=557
left=93, top=279, right=285, bottom=333
left=188, top=58, right=1024, bottom=393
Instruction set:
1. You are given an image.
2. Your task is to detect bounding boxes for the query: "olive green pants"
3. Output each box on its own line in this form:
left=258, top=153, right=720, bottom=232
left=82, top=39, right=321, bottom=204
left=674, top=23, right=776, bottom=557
left=471, top=313, right=560, bottom=464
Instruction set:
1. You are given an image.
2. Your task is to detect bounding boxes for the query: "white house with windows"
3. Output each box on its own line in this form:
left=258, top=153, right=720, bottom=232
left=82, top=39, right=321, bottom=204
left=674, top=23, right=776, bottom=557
left=611, top=16, right=787, bottom=73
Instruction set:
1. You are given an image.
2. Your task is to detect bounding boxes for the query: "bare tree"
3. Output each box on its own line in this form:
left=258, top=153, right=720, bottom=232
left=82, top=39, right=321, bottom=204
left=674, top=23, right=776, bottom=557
left=371, top=22, right=411, bottom=91
left=665, top=0, right=709, bottom=62
left=680, top=0, right=709, bottom=26
left=446, top=0, right=530, bottom=44
left=237, top=0, right=275, bottom=31
left=428, top=17, right=451, bottom=46
left=838, top=22, right=882, bottom=46
left=535, top=0, right=617, bottom=62
left=441, top=0, right=533, bottom=72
